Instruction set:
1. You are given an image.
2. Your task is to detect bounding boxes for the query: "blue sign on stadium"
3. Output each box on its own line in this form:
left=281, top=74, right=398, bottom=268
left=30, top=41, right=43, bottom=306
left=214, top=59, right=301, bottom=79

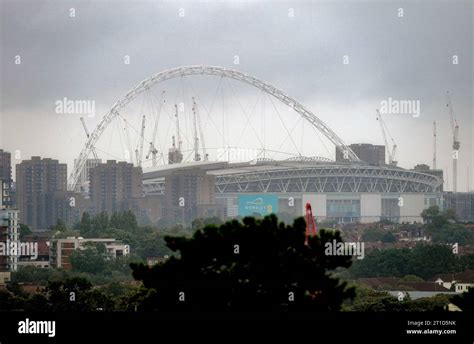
left=238, top=194, right=278, bottom=217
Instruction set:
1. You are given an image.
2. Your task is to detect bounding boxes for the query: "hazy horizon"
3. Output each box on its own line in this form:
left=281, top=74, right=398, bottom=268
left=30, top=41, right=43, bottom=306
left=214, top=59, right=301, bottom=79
left=1, top=0, right=472, bottom=191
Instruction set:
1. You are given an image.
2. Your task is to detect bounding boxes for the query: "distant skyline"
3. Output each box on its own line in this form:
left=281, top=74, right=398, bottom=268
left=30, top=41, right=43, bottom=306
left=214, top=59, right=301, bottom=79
left=1, top=0, right=472, bottom=191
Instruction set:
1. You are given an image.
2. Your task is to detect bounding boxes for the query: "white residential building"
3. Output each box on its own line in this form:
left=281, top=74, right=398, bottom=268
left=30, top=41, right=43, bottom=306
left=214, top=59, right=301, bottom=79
left=0, top=208, right=20, bottom=272
left=51, top=237, right=130, bottom=269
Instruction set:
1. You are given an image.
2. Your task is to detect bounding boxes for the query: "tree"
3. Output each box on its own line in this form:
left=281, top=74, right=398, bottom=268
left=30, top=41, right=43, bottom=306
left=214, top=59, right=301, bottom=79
left=70, top=242, right=108, bottom=274
left=431, top=223, right=472, bottom=245
left=110, top=212, right=122, bottom=229
left=192, top=217, right=223, bottom=230
left=44, top=276, right=115, bottom=311
left=421, top=205, right=458, bottom=229
left=124, top=210, right=138, bottom=230
left=350, top=248, right=412, bottom=278
left=361, top=228, right=396, bottom=243
left=344, top=287, right=450, bottom=312
left=129, top=215, right=355, bottom=311
left=191, top=218, right=205, bottom=230
left=51, top=219, right=67, bottom=232
left=421, top=205, right=445, bottom=226
left=381, top=231, right=396, bottom=243
left=6, top=281, right=28, bottom=298
left=108, top=210, right=137, bottom=231
left=11, top=265, right=58, bottom=285
left=350, top=244, right=460, bottom=279
left=361, top=228, right=382, bottom=242
left=451, top=287, right=474, bottom=311
left=19, top=223, right=32, bottom=237
left=444, top=208, right=457, bottom=222
left=203, top=217, right=223, bottom=227
left=92, top=211, right=109, bottom=234
left=344, top=288, right=407, bottom=312
left=378, top=219, right=394, bottom=225
left=401, top=275, right=424, bottom=282
left=0, top=290, right=24, bottom=311
left=79, top=212, right=93, bottom=234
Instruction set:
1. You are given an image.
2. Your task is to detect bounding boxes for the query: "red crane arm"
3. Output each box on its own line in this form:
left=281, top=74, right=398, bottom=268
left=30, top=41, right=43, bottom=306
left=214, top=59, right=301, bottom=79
left=305, top=202, right=317, bottom=243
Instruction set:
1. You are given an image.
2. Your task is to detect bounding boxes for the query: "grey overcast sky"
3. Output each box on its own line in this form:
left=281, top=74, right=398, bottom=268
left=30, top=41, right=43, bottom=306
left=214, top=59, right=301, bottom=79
left=0, top=0, right=472, bottom=190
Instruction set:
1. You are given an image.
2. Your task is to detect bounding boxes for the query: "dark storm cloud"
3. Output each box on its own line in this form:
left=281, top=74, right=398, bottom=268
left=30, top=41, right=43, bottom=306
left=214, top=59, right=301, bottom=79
left=0, top=0, right=472, bottom=189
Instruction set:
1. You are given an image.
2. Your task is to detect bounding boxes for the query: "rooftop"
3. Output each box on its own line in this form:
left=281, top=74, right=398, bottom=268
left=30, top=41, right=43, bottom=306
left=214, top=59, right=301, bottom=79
left=430, top=270, right=474, bottom=284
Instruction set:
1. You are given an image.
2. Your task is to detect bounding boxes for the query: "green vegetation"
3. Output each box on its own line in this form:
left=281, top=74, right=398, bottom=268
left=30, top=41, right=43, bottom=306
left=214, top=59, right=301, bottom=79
left=400, top=275, right=424, bottom=283
left=350, top=244, right=474, bottom=279
left=6, top=211, right=474, bottom=312
left=129, top=215, right=355, bottom=311
left=451, top=287, right=474, bottom=311
left=73, top=211, right=195, bottom=260
left=421, top=205, right=473, bottom=245
left=11, top=263, right=133, bottom=287
left=51, top=219, right=68, bottom=232
left=421, top=205, right=456, bottom=226
left=431, top=223, right=472, bottom=245
left=361, top=228, right=396, bottom=243
left=1, top=276, right=138, bottom=311
left=6, top=215, right=357, bottom=311
left=19, top=223, right=32, bottom=236
left=70, top=242, right=110, bottom=274
left=343, top=286, right=451, bottom=311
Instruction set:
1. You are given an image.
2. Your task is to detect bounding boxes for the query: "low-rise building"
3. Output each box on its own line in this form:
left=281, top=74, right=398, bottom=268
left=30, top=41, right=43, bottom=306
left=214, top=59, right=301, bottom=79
left=431, top=270, right=474, bottom=292
left=17, top=231, right=52, bottom=269
left=358, top=277, right=456, bottom=300
left=50, top=237, right=130, bottom=270
left=0, top=271, right=11, bottom=285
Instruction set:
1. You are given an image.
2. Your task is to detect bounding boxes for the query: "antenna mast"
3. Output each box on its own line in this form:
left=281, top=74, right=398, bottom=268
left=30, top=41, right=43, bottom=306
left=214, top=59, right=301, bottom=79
left=447, top=91, right=460, bottom=192
left=135, top=115, right=146, bottom=167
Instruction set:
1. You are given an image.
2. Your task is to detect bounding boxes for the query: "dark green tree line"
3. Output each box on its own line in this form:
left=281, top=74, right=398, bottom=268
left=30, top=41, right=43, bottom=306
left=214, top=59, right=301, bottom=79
left=129, top=215, right=355, bottom=312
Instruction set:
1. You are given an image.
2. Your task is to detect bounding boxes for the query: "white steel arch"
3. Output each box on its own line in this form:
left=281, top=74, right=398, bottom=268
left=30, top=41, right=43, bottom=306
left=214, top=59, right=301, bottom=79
left=69, top=65, right=360, bottom=190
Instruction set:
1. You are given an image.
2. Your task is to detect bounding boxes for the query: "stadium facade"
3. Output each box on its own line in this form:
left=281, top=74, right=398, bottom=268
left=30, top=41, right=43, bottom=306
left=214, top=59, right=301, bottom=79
left=143, top=155, right=444, bottom=224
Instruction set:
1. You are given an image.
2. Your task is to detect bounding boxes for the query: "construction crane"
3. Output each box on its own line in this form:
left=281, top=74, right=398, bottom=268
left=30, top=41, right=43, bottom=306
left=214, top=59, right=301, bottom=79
left=146, top=142, right=159, bottom=167
left=305, top=202, right=317, bottom=244
left=146, top=90, right=166, bottom=167
left=122, top=117, right=134, bottom=163
left=175, top=103, right=182, bottom=152
left=192, top=97, right=208, bottom=161
left=376, top=109, right=398, bottom=166
left=447, top=91, right=460, bottom=192
left=167, top=104, right=184, bottom=164
left=80, top=117, right=99, bottom=160
left=135, top=115, right=146, bottom=166
left=192, top=97, right=201, bottom=161
left=433, top=121, right=437, bottom=169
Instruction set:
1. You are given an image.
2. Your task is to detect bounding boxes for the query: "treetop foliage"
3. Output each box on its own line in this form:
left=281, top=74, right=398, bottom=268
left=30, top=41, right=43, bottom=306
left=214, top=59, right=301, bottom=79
left=130, top=215, right=355, bottom=311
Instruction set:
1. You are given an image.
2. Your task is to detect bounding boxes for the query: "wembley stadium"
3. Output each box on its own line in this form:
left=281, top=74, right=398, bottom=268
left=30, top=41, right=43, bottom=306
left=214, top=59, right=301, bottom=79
left=142, top=155, right=443, bottom=224
left=69, top=66, right=445, bottom=225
